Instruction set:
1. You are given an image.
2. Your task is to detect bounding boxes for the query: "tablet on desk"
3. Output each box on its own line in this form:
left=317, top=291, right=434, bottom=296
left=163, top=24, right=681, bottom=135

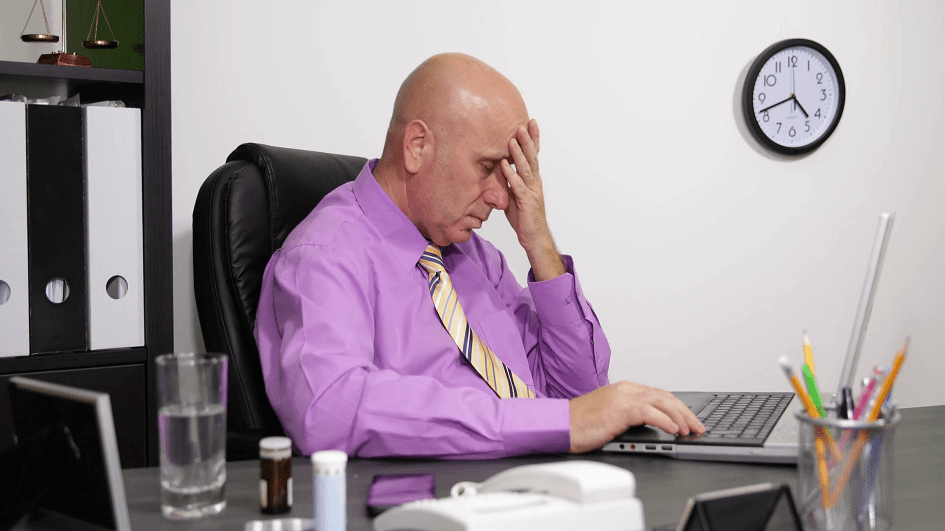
left=8, top=377, right=131, bottom=531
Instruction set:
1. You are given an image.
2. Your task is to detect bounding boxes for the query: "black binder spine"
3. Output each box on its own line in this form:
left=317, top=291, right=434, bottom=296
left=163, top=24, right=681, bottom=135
left=26, top=105, right=89, bottom=354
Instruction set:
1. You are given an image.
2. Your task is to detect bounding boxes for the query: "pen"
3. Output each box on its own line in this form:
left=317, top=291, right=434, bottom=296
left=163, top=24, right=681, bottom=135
left=853, top=373, right=878, bottom=421
left=802, top=363, right=826, bottom=418
left=839, top=386, right=854, bottom=420
left=827, top=340, right=908, bottom=507
left=803, top=332, right=815, bottom=377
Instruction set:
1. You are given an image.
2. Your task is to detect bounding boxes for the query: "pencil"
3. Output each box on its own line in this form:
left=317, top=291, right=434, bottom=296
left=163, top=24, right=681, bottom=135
left=804, top=332, right=815, bottom=377
left=778, top=357, right=842, bottom=459
left=779, top=356, right=834, bottom=508
left=827, top=340, right=908, bottom=508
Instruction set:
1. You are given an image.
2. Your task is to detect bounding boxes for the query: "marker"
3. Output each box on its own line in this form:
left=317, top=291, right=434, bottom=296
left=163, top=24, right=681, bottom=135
left=802, top=363, right=826, bottom=418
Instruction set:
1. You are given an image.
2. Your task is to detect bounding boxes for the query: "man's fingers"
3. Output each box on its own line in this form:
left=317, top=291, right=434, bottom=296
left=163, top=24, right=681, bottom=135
left=500, top=158, right=528, bottom=197
left=656, top=392, right=705, bottom=436
left=508, top=137, right=533, bottom=186
left=513, top=125, right=540, bottom=177
left=527, top=118, right=540, bottom=154
left=641, top=407, right=679, bottom=437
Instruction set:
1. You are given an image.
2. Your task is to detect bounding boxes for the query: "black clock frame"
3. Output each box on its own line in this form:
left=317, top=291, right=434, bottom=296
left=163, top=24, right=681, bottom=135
left=742, top=38, right=846, bottom=155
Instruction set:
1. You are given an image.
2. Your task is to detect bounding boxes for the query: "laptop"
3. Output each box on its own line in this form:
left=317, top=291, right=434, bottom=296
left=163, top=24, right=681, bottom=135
left=603, top=213, right=895, bottom=464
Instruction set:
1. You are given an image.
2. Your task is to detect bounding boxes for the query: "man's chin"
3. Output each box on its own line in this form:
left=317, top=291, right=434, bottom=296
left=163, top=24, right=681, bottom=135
left=447, top=229, right=474, bottom=245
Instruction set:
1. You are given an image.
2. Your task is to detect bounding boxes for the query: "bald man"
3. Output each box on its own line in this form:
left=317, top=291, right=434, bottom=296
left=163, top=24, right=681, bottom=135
left=255, top=53, right=703, bottom=458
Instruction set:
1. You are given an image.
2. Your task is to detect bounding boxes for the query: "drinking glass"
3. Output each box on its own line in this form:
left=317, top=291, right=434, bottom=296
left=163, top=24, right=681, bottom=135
left=156, top=352, right=228, bottom=519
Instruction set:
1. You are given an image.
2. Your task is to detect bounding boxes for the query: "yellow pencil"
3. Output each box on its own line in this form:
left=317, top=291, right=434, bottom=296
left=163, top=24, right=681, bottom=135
left=778, top=357, right=842, bottom=459
left=779, top=356, right=836, bottom=507
left=803, top=332, right=815, bottom=377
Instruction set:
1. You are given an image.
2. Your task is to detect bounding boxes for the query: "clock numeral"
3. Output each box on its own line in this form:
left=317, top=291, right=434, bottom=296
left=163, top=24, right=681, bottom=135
left=762, top=111, right=770, bottom=122
left=775, top=62, right=781, bottom=73
left=805, top=121, right=810, bottom=132
left=815, top=108, right=821, bottom=119
left=789, top=126, right=796, bottom=137
left=816, top=72, right=823, bottom=84
left=776, top=122, right=782, bottom=133
left=789, top=55, right=798, bottom=68
left=764, top=74, right=777, bottom=87
left=758, top=93, right=766, bottom=104
left=821, top=89, right=827, bottom=101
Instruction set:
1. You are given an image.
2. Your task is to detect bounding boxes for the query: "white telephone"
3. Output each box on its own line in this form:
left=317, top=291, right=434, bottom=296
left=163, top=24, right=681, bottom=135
left=372, top=460, right=645, bottom=531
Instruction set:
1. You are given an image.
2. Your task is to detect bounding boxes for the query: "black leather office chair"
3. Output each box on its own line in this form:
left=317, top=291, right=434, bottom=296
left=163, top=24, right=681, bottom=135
left=192, top=143, right=367, bottom=460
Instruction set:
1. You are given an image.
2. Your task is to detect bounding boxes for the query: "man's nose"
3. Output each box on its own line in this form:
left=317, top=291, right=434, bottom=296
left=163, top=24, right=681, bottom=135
left=483, top=174, right=509, bottom=210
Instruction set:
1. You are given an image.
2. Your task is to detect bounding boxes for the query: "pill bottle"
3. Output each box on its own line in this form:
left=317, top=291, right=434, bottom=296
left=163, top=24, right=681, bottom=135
left=311, top=450, right=347, bottom=531
left=260, top=436, right=293, bottom=514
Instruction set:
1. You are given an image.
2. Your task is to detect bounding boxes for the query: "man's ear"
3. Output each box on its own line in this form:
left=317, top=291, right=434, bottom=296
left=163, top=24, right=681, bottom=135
left=403, top=119, right=431, bottom=174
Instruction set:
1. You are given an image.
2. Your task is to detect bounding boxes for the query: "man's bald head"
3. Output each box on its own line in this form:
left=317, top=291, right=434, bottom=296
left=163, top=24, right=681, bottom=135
left=373, top=53, right=531, bottom=246
left=381, top=53, right=527, bottom=163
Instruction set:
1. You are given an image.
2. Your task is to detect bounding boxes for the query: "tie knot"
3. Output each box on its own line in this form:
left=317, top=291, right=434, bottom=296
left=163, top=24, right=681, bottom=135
left=419, top=244, right=445, bottom=274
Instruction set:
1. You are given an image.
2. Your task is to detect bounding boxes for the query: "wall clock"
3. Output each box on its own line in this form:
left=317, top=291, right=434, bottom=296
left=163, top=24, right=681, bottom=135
left=742, top=39, right=845, bottom=155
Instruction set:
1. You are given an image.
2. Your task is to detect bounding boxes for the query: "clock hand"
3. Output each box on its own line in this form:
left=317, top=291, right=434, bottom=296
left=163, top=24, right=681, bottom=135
left=792, top=95, right=810, bottom=118
left=788, top=61, right=797, bottom=95
left=758, top=94, right=794, bottom=114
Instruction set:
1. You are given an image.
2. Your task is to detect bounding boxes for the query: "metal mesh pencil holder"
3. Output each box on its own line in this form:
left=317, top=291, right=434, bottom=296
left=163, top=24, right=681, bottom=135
left=795, top=407, right=900, bottom=531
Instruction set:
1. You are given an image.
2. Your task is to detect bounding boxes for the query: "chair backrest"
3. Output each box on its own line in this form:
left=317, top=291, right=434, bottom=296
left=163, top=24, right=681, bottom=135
left=192, top=143, right=366, bottom=457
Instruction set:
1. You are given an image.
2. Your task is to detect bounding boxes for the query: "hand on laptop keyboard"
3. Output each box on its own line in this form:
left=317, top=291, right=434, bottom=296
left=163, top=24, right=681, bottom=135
left=568, top=381, right=706, bottom=453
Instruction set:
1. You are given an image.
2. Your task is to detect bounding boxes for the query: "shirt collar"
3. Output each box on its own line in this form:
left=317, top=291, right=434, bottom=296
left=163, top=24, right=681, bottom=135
left=353, top=159, right=431, bottom=273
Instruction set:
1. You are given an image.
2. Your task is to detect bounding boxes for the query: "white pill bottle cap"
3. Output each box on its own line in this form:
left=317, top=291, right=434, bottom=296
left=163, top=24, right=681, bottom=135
left=310, top=450, right=347, bottom=475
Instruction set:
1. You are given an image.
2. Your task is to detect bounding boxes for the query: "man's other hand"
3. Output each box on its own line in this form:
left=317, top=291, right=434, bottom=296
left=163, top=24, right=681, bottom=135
left=498, top=119, right=565, bottom=281
left=568, top=381, right=706, bottom=454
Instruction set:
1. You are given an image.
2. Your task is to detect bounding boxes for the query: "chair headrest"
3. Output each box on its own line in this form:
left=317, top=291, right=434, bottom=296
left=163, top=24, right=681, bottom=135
left=226, top=143, right=367, bottom=252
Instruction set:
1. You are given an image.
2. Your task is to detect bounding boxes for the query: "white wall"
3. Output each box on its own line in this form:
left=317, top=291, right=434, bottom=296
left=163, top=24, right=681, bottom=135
left=1, top=1, right=63, bottom=63
left=171, top=0, right=945, bottom=408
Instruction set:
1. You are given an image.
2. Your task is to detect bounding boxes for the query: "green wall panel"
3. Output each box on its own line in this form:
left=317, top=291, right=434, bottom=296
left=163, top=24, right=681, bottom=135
left=66, top=0, right=144, bottom=71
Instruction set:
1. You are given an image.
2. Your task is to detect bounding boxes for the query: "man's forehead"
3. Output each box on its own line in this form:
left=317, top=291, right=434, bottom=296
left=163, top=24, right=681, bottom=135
left=480, top=121, right=526, bottom=157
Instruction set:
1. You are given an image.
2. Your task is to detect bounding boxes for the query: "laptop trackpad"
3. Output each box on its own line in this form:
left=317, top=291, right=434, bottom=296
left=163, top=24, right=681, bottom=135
left=614, top=424, right=678, bottom=442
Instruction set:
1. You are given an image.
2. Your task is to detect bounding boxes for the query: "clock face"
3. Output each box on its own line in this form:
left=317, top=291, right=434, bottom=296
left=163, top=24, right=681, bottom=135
left=743, top=39, right=845, bottom=155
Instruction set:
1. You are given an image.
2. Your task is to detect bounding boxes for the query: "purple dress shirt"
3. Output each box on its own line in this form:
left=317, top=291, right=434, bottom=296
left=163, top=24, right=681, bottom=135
left=254, top=160, right=611, bottom=458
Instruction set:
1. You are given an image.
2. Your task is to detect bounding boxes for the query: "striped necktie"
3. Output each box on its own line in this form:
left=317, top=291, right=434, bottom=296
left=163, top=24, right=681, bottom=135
left=418, top=244, right=535, bottom=399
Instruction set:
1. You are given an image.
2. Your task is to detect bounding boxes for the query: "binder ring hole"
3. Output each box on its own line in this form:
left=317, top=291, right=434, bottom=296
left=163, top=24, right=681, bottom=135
left=45, top=278, right=70, bottom=304
left=0, top=281, right=10, bottom=305
left=106, top=275, right=129, bottom=300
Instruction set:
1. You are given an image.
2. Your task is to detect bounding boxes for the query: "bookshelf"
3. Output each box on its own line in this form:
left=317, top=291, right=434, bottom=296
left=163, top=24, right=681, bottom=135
left=0, top=0, right=170, bottom=468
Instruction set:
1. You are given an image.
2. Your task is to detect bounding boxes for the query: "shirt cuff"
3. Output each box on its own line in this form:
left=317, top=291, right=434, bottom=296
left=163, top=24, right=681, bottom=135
left=500, top=397, right=571, bottom=455
left=527, top=254, right=583, bottom=326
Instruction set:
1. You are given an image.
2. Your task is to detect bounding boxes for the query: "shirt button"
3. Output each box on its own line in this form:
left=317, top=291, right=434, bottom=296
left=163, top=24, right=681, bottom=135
left=566, top=296, right=572, bottom=304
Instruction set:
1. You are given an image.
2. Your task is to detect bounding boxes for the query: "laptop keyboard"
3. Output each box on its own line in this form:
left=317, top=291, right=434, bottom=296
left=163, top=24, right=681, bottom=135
left=688, top=393, right=794, bottom=446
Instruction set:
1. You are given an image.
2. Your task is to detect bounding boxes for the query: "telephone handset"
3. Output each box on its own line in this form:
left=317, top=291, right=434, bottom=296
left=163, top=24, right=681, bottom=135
left=372, top=460, right=645, bottom=531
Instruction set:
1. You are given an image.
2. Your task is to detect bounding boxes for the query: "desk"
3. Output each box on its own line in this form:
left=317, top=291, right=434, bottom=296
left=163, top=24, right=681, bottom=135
left=21, top=406, right=944, bottom=531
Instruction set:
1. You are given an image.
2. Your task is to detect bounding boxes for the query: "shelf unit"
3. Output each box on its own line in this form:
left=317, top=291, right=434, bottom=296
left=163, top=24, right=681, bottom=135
left=0, top=0, right=170, bottom=468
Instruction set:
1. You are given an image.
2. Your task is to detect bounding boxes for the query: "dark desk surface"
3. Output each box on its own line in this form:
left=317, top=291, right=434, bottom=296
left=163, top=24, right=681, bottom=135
left=22, top=405, right=944, bottom=531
